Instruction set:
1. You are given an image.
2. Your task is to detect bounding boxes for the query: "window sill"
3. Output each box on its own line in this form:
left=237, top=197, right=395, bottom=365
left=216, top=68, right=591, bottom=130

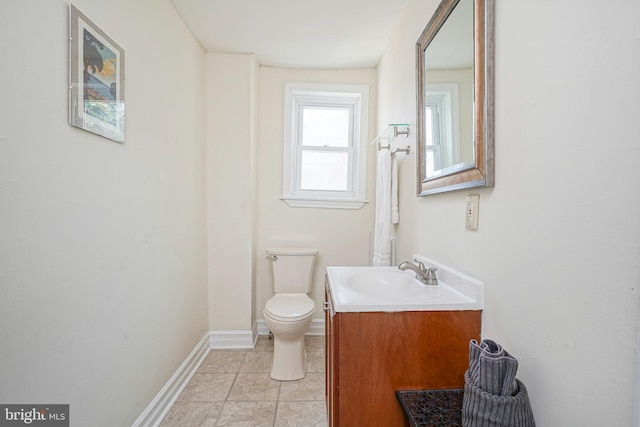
left=281, top=196, right=368, bottom=210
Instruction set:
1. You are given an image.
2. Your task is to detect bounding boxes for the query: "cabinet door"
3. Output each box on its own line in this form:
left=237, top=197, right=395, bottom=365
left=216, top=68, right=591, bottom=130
left=337, top=311, right=481, bottom=426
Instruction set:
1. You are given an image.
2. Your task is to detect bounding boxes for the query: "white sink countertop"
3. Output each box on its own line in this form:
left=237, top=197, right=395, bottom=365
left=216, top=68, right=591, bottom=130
left=326, top=255, right=484, bottom=313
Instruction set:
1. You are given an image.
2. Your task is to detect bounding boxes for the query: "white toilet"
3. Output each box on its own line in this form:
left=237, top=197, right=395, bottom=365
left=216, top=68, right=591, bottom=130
left=263, top=247, right=318, bottom=381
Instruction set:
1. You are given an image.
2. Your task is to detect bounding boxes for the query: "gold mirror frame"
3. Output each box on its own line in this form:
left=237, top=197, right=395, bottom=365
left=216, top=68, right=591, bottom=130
left=416, top=0, right=494, bottom=196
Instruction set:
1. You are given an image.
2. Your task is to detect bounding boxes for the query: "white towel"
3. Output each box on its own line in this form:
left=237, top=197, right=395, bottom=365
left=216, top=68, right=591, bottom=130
left=372, top=151, right=391, bottom=266
left=391, top=154, right=399, bottom=224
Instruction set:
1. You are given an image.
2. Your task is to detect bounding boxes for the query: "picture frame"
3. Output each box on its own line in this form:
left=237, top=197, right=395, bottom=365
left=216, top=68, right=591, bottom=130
left=69, top=5, right=125, bottom=143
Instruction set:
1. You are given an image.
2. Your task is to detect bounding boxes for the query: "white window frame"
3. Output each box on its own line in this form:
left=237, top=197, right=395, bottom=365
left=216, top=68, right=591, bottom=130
left=282, top=82, right=369, bottom=209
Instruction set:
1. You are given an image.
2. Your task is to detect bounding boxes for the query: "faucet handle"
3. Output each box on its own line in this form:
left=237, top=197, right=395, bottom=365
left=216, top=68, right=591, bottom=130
left=425, top=267, right=438, bottom=285
left=417, top=261, right=427, bottom=272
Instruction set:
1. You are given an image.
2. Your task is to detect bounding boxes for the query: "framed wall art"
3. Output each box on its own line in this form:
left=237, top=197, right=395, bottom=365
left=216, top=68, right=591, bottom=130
left=69, top=5, right=125, bottom=143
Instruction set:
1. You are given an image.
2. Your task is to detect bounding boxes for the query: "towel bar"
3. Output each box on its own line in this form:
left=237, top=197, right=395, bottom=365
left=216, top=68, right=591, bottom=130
left=390, top=146, right=410, bottom=156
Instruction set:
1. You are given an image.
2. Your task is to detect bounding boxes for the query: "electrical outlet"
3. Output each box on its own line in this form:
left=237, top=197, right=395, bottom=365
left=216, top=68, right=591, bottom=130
left=465, top=194, right=479, bottom=231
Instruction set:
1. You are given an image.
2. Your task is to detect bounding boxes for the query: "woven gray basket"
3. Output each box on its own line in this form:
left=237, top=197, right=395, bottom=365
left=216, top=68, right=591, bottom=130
left=462, top=371, right=536, bottom=427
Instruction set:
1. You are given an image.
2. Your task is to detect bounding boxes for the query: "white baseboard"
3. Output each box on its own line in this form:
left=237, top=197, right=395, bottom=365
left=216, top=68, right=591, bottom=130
left=256, top=318, right=325, bottom=336
left=308, top=319, right=325, bottom=335
left=210, top=324, right=258, bottom=349
left=132, top=333, right=210, bottom=427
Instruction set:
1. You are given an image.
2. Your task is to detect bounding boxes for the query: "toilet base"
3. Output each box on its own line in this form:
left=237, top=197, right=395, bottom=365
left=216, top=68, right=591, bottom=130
left=270, top=334, right=307, bottom=381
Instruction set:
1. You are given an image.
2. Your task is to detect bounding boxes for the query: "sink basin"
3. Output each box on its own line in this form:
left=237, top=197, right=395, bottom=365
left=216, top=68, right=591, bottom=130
left=326, top=258, right=484, bottom=312
left=341, top=271, right=444, bottom=301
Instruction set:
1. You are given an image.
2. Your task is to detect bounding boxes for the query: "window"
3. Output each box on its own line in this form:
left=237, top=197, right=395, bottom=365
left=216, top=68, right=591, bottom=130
left=425, top=83, right=460, bottom=177
left=282, top=83, right=369, bottom=209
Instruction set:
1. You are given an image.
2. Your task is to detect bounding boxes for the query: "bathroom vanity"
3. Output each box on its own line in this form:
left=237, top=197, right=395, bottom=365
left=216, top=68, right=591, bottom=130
left=324, top=258, right=483, bottom=426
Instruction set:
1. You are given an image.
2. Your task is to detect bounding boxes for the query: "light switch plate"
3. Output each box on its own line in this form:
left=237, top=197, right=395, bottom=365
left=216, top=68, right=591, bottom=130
left=465, top=194, right=479, bottom=230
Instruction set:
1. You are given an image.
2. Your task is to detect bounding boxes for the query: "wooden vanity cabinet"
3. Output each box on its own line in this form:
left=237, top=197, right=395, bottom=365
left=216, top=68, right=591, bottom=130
left=325, top=281, right=481, bottom=427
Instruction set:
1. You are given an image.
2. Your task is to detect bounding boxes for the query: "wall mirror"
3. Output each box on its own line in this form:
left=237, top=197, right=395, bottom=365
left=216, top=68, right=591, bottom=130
left=416, top=0, right=494, bottom=196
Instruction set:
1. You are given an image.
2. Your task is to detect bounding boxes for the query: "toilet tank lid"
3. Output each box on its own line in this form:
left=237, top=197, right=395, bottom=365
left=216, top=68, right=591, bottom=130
left=266, top=247, right=319, bottom=256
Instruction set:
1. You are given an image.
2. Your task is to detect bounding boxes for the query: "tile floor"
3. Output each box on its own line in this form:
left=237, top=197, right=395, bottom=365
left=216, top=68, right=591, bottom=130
left=160, top=336, right=328, bottom=427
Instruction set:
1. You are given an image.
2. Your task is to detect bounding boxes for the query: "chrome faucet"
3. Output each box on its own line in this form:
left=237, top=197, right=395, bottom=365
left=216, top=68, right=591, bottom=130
left=398, top=261, right=438, bottom=286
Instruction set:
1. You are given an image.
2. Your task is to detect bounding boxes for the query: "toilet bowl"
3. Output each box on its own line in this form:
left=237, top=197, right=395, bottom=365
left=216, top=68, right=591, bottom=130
left=263, top=248, right=318, bottom=381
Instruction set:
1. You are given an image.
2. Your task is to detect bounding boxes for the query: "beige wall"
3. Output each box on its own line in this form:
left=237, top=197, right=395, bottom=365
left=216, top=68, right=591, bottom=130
left=378, top=0, right=640, bottom=425
left=0, top=1, right=208, bottom=425
left=206, top=53, right=258, bottom=332
left=255, top=67, right=378, bottom=321
left=205, top=64, right=376, bottom=330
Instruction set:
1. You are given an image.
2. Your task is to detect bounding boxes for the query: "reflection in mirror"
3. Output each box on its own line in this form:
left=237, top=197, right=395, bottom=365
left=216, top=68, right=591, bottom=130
left=416, top=0, right=494, bottom=196
left=424, top=0, right=472, bottom=178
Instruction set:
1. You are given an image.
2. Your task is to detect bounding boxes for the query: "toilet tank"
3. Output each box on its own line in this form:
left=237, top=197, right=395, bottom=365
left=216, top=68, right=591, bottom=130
left=267, top=248, right=318, bottom=293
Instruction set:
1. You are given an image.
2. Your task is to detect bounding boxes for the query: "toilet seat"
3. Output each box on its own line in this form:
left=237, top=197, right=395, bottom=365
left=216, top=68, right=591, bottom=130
left=264, top=293, right=315, bottom=322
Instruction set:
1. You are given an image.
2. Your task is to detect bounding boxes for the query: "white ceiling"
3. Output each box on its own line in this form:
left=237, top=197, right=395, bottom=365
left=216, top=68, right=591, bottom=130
left=170, top=0, right=409, bottom=69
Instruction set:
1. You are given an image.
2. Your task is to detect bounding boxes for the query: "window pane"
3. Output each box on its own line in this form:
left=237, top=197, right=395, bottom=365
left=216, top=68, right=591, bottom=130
left=300, top=151, right=349, bottom=191
left=426, top=149, right=435, bottom=177
left=425, top=107, right=434, bottom=146
left=302, top=107, right=350, bottom=147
